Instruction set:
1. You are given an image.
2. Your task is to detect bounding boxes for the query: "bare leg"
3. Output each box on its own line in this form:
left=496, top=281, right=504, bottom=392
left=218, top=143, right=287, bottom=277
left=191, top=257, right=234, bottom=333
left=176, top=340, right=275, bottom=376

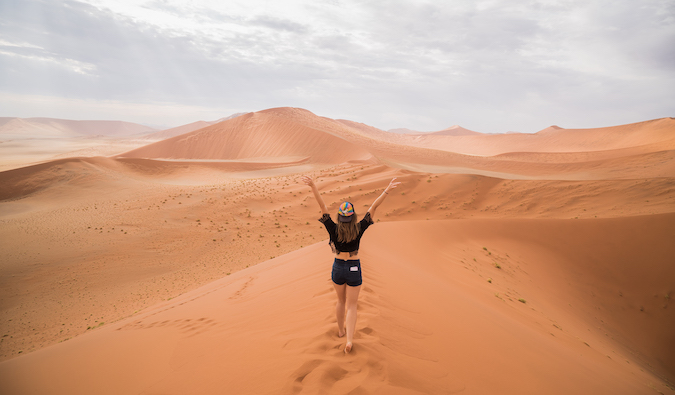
left=333, top=283, right=346, bottom=337
left=344, top=285, right=361, bottom=353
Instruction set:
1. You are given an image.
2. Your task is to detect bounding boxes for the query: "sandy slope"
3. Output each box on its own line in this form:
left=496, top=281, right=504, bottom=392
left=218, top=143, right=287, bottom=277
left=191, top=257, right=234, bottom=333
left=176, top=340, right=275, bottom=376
left=1, top=216, right=673, bottom=394
left=1, top=109, right=674, bottom=394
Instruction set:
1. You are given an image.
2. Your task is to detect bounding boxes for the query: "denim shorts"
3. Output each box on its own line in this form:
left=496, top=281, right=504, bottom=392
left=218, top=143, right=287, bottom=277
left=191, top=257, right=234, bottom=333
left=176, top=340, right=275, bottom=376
left=332, top=259, right=362, bottom=286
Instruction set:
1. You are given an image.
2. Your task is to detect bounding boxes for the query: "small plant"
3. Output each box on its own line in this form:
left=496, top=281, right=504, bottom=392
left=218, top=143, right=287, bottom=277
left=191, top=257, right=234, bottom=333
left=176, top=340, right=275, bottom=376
left=487, top=278, right=492, bottom=283
left=518, top=298, right=526, bottom=304
left=493, top=262, right=501, bottom=269
left=483, top=247, right=487, bottom=251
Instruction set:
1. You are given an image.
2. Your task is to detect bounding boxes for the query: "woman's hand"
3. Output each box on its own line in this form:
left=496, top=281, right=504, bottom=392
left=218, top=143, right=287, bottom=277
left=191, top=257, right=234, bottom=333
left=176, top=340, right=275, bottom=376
left=384, top=177, right=401, bottom=194
left=302, top=175, right=328, bottom=213
left=367, top=178, right=401, bottom=217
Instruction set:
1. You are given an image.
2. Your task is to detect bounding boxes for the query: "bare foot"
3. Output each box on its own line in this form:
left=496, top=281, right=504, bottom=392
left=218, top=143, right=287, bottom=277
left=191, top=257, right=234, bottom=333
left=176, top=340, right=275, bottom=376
left=338, top=329, right=345, bottom=338
left=344, top=342, right=353, bottom=354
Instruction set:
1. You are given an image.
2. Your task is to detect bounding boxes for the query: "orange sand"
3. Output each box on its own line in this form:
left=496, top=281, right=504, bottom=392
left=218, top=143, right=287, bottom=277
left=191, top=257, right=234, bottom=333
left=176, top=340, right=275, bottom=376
left=0, top=108, right=673, bottom=394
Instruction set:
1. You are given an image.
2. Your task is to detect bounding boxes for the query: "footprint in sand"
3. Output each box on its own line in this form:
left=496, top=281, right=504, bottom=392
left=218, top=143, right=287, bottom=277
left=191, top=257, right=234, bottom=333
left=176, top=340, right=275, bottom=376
left=228, top=275, right=256, bottom=300
left=282, top=288, right=385, bottom=393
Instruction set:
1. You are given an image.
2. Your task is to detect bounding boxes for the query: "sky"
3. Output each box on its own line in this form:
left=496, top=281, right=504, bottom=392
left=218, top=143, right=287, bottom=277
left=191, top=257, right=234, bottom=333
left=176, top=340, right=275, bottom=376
left=0, top=0, right=673, bottom=133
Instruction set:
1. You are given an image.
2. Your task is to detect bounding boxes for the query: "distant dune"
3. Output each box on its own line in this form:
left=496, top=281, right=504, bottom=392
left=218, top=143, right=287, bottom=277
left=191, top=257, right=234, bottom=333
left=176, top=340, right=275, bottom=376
left=119, top=108, right=373, bottom=165
left=424, top=125, right=481, bottom=136
left=116, top=108, right=675, bottom=179
left=141, top=121, right=214, bottom=141
left=0, top=115, right=249, bottom=172
left=0, top=117, right=156, bottom=138
left=394, top=117, right=675, bottom=156
left=142, top=113, right=249, bottom=141
left=387, top=125, right=480, bottom=136
left=1, top=108, right=674, bottom=394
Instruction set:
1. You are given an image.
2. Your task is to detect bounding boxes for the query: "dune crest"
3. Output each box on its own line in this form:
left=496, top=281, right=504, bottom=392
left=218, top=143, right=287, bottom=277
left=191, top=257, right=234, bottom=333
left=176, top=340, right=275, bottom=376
left=119, top=108, right=373, bottom=164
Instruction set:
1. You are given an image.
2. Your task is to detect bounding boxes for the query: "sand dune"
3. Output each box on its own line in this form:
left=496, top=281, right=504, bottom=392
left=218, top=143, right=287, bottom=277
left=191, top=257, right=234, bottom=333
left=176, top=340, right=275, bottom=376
left=119, top=109, right=373, bottom=165
left=0, top=117, right=156, bottom=138
left=116, top=108, right=675, bottom=180
left=1, top=108, right=674, bottom=394
left=394, top=117, right=675, bottom=156
left=425, top=125, right=481, bottom=136
left=142, top=121, right=214, bottom=141
left=142, top=113, right=249, bottom=141
left=1, top=215, right=672, bottom=394
left=0, top=117, right=158, bottom=172
left=386, top=125, right=480, bottom=136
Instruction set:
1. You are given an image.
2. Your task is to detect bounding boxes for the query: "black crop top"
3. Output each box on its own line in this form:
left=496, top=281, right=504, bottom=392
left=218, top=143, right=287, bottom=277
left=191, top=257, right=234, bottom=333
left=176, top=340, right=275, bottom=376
left=318, top=212, right=374, bottom=256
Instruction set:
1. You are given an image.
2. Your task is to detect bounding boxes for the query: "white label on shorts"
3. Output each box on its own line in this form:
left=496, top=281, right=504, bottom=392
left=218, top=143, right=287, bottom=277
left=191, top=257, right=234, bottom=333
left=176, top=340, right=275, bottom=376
left=350, top=266, right=359, bottom=272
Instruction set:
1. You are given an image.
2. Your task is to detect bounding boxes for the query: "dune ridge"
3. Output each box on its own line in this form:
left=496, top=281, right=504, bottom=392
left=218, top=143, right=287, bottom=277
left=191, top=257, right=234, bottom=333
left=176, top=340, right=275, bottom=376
left=116, top=108, right=675, bottom=180
left=391, top=117, right=675, bottom=156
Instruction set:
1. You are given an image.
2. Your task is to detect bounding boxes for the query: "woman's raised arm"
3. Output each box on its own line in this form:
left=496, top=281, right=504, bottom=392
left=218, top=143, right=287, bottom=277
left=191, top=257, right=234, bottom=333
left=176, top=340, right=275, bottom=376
left=367, top=178, right=401, bottom=218
left=301, top=176, right=329, bottom=215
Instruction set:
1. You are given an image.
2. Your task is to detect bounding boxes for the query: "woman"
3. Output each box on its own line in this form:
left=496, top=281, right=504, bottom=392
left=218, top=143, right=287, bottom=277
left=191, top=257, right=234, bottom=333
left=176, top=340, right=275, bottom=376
left=301, top=175, right=400, bottom=353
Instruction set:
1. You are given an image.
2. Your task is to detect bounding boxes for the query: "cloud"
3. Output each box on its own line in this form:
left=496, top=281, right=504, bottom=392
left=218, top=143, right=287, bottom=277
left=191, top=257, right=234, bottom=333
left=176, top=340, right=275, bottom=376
left=0, top=0, right=673, bottom=132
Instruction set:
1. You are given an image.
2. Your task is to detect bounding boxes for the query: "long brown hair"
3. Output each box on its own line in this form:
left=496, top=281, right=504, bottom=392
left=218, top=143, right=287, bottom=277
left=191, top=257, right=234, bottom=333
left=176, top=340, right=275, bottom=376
left=337, top=213, right=360, bottom=243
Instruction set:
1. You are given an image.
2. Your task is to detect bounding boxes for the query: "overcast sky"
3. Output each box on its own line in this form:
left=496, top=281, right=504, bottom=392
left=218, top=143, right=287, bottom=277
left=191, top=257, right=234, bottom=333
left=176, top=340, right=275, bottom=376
left=0, top=0, right=673, bottom=133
